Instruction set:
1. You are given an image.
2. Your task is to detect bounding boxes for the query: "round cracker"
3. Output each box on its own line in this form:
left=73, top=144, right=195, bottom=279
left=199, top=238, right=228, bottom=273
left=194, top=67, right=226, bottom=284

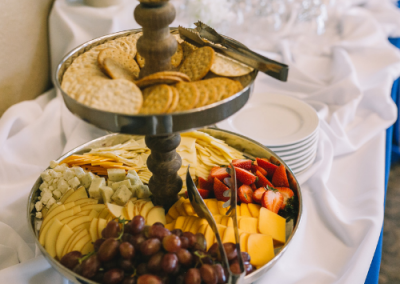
left=140, top=84, right=173, bottom=114
left=193, top=82, right=210, bottom=107
left=135, top=76, right=184, bottom=89
left=203, top=77, right=240, bottom=102
left=201, top=80, right=219, bottom=105
left=99, top=48, right=140, bottom=81
left=75, top=79, right=143, bottom=115
left=210, top=53, right=253, bottom=77
left=140, top=71, right=190, bottom=82
left=174, top=82, right=199, bottom=111
left=179, top=46, right=215, bottom=81
left=167, top=86, right=179, bottom=113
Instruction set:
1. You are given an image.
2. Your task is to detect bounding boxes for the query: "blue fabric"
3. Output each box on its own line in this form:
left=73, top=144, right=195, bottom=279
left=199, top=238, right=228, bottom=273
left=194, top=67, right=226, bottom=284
left=364, top=35, right=400, bottom=283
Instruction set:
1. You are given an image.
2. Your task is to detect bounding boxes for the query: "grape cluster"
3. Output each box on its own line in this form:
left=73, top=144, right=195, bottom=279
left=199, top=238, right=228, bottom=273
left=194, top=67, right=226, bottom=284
left=60, top=215, right=254, bottom=284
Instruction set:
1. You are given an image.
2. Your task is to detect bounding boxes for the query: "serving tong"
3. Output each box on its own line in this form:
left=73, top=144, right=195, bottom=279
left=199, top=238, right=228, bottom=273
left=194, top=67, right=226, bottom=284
left=178, top=21, right=289, bottom=81
left=186, top=164, right=245, bottom=284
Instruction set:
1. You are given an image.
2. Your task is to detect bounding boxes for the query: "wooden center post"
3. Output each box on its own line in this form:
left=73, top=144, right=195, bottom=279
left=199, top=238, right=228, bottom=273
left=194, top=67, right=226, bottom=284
left=134, top=0, right=182, bottom=210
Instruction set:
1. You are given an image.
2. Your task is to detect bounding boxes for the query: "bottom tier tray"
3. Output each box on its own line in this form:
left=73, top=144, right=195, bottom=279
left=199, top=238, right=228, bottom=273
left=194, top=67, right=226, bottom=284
left=27, top=128, right=302, bottom=284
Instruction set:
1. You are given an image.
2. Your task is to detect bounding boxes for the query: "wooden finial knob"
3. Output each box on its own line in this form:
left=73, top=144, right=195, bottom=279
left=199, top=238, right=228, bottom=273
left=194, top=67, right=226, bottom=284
left=134, top=0, right=177, bottom=77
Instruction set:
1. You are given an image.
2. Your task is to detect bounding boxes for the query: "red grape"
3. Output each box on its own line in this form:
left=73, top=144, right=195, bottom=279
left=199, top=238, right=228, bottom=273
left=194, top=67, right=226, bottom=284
left=244, top=262, right=254, bottom=275
left=140, top=238, right=161, bottom=256
left=208, top=243, right=219, bottom=260
left=137, top=274, right=162, bottom=284
left=130, top=234, right=146, bottom=250
left=94, top=238, right=105, bottom=251
left=131, top=216, right=145, bottom=234
left=122, top=276, right=137, bottom=284
left=136, top=263, right=149, bottom=275
left=229, top=261, right=241, bottom=274
left=200, top=264, right=218, bottom=284
left=119, top=242, right=135, bottom=259
left=103, top=268, right=125, bottom=284
left=176, top=248, right=193, bottom=267
left=147, top=251, right=164, bottom=273
left=223, top=243, right=237, bottom=261
left=149, top=225, right=171, bottom=240
left=118, top=258, right=134, bottom=272
left=80, top=254, right=101, bottom=279
left=184, top=268, right=201, bottom=284
left=98, top=238, right=120, bottom=262
left=161, top=253, right=179, bottom=274
left=102, top=220, right=120, bottom=238
left=162, top=234, right=181, bottom=252
left=60, top=251, right=82, bottom=270
left=213, top=264, right=226, bottom=284
left=171, top=229, right=182, bottom=237
left=181, top=232, right=196, bottom=248
left=180, top=236, right=190, bottom=249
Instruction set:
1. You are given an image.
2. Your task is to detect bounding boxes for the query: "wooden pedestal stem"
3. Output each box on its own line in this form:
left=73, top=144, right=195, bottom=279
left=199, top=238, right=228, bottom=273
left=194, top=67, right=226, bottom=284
left=134, top=1, right=177, bottom=77
left=145, top=134, right=182, bottom=210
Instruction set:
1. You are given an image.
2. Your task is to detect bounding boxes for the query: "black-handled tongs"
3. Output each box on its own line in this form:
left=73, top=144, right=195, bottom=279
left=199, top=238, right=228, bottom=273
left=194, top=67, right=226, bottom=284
left=179, top=21, right=289, bottom=82
left=186, top=164, right=245, bottom=284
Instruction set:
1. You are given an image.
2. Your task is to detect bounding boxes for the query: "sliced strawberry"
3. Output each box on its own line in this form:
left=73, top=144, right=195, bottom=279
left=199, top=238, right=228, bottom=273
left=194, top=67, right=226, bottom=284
left=184, top=188, right=210, bottom=199
left=250, top=183, right=257, bottom=191
left=275, top=187, right=294, bottom=209
left=210, top=167, right=230, bottom=181
left=253, top=187, right=266, bottom=204
left=256, top=158, right=278, bottom=178
left=255, top=170, right=273, bottom=188
left=261, top=190, right=284, bottom=214
left=198, top=177, right=213, bottom=191
left=213, top=177, right=230, bottom=202
left=238, top=185, right=253, bottom=203
left=272, top=164, right=289, bottom=188
left=251, top=164, right=267, bottom=176
left=234, top=167, right=256, bottom=185
left=232, top=159, right=252, bottom=171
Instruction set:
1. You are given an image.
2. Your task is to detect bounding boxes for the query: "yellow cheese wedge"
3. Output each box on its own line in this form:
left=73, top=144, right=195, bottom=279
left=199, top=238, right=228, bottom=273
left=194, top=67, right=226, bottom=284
left=239, top=217, right=259, bottom=234
left=125, top=201, right=134, bottom=220
left=72, top=232, right=91, bottom=252
left=214, top=224, right=227, bottom=243
left=106, top=203, right=124, bottom=218
left=222, top=227, right=236, bottom=244
left=247, top=233, right=275, bottom=266
left=239, top=232, right=250, bottom=252
left=165, top=221, right=176, bottom=231
left=64, top=186, right=88, bottom=203
left=55, top=224, right=74, bottom=260
left=89, top=218, right=98, bottom=242
left=59, top=189, right=74, bottom=203
left=67, top=216, right=94, bottom=231
left=66, top=229, right=88, bottom=255
left=247, top=203, right=261, bottom=218
left=258, top=207, right=286, bottom=245
left=167, top=203, right=180, bottom=219
left=81, top=240, right=94, bottom=255
left=217, top=201, right=228, bottom=215
left=174, top=197, right=187, bottom=216
left=42, top=205, right=66, bottom=228
left=74, top=222, right=91, bottom=232
left=198, top=223, right=208, bottom=235
left=62, top=228, right=82, bottom=257
left=212, top=214, right=223, bottom=225
left=166, top=214, right=174, bottom=224
left=97, top=218, right=107, bottom=239
left=206, top=199, right=219, bottom=215
left=183, top=216, right=197, bottom=232
left=89, top=209, right=101, bottom=219
left=174, top=216, right=187, bottom=231
left=240, top=203, right=252, bottom=217
left=44, top=218, right=64, bottom=258
left=183, top=202, right=196, bottom=216
left=204, top=225, right=215, bottom=250
left=81, top=204, right=106, bottom=212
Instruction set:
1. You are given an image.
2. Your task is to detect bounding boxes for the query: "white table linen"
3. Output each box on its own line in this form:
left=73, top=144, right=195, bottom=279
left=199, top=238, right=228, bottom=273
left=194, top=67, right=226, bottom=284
left=0, top=0, right=400, bottom=283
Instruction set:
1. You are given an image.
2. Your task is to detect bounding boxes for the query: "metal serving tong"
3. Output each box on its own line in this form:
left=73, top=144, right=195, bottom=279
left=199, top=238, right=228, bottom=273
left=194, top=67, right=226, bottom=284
left=186, top=164, right=245, bottom=284
left=179, top=22, right=289, bottom=82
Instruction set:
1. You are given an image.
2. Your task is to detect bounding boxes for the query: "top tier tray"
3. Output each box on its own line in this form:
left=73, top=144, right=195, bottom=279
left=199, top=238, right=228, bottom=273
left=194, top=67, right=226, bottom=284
left=55, top=28, right=258, bottom=136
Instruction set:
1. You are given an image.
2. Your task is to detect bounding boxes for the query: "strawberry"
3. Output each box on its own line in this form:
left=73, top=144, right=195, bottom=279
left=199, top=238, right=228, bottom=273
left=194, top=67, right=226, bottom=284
left=250, top=183, right=257, bottom=191
left=238, top=185, right=253, bottom=203
left=198, top=177, right=213, bottom=191
left=232, top=159, right=252, bottom=171
left=261, top=190, right=284, bottom=214
left=213, top=177, right=230, bottom=202
left=272, top=164, right=289, bottom=188
left=184, top=188, right=210, bottom=199
left=234, top=167, right=256, bottom=185
left=251, top=164, right=267, bottom=176
left=275, top=187, right=294, bottom=209
left=210, top=167, right=230, bottom=181
left=255, top=170, right=273, bottom=188
left=253, top=187, right=266, bottom=204
left=256, top=158, right=278, bottom=178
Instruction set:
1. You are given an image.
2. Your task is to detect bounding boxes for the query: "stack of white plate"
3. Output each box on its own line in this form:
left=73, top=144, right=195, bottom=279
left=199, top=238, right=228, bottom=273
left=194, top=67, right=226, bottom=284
left=216, top=93, right=319, bottom=175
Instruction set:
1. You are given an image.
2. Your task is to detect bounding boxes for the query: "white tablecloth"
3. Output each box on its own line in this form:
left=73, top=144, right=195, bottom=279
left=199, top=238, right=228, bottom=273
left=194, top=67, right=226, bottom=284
left=0, top=0, right=400, bottom=283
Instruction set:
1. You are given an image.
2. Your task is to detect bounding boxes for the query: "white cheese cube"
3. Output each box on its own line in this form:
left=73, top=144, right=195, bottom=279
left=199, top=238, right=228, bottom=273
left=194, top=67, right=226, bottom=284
left=54, top=163, right=68, bottom=172
left=49, top=160, right=58, bottom=169
left=39, top=182, right=49, bottom=191
left=88, top=177, right=106, bottom=200
left=107, top=180, right=114, bottom=187
left=46, top=197, right=56, bottom=208
left=100, top=186, right=114, bottom=204
left=111, top=180, right=132, bottom=191
left=127, top=170, right=140, bottom=178
left=134, top=184, right=152, bottom=198
left=49, top=170, right=62, bottom=178
left=41, top=191, right=53, bottom=205
left=107, top=168, right=126, bottom=182
left=126, top=173, right=143, bottom=186
left=68, top=177, right=81, bottom=189
left=53, top=190, right=62, bottom=200
left=63, top=168, right=75, bottom=181
left=80, top=172, right=95, bottom=189
left=52, top=178, right=59, bottom=186
left=57, top=179, right=69, bottom=194
left=35, top=201, right=43, bottom=212
left=36, top=212, right=43, bottom=219
left=71, top=167, right=86, bottom=178
left=40, top=171, right=52, bottom=182
left=48, top=186, right=54, bottom=192
left=111, top=185, right=132, bottom=206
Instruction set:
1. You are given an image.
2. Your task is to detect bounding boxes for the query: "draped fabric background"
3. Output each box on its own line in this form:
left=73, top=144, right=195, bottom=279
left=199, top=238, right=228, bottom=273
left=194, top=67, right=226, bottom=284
left=0, top=0, right=399, bottom=283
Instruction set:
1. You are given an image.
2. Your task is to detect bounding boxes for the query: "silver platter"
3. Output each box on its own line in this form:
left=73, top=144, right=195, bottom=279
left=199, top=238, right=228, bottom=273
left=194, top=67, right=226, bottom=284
left=27, top=129, right=303, bottom=284
left=55, top=28, right=258, bottom=135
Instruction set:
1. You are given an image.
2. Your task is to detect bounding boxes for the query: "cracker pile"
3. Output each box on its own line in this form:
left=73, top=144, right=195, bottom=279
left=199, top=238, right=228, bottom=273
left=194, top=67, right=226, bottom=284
left=61, top=31, right=254, bottom=115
